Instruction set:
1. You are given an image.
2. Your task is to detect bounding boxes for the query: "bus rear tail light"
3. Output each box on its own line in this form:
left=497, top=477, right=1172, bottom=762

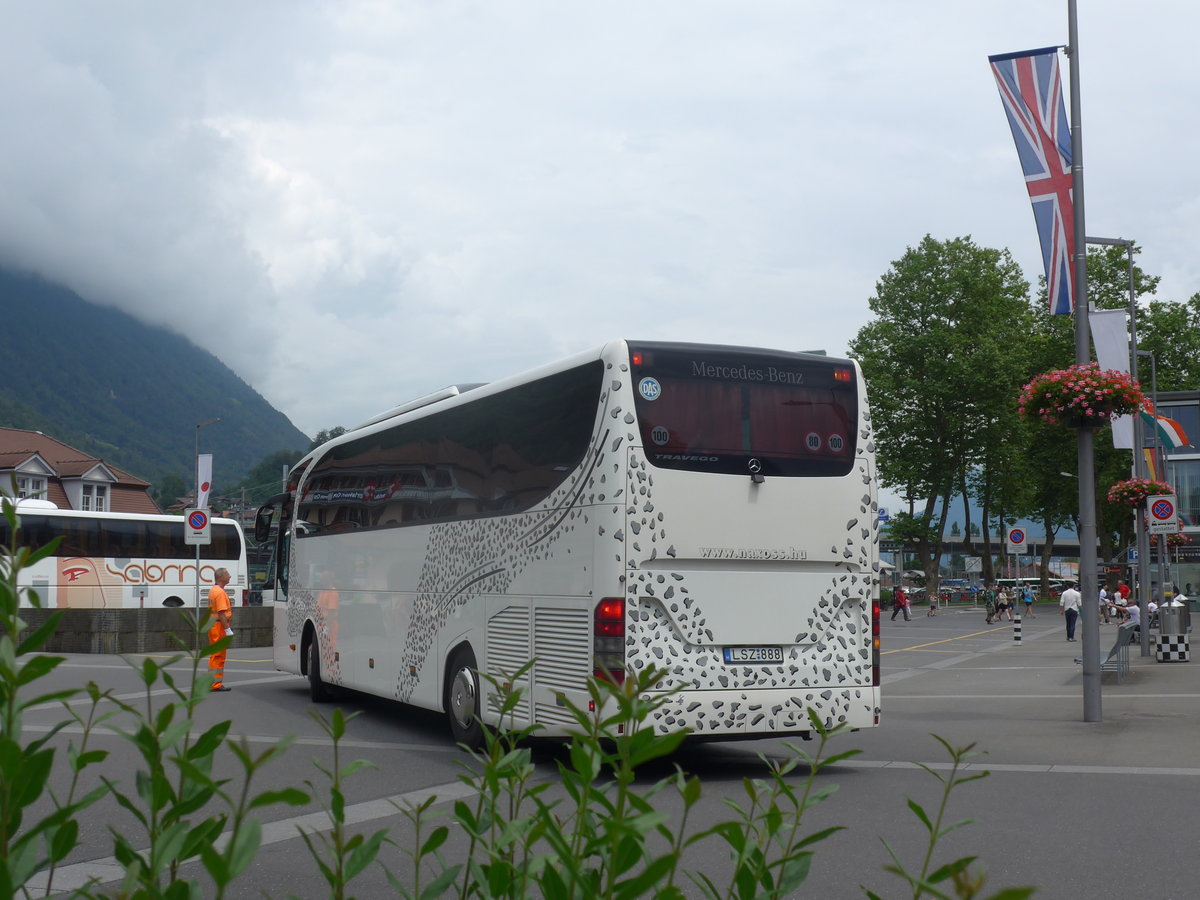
left=594, top=596, right=626, bottom=685
left=872, top=598, right=881, bottom=686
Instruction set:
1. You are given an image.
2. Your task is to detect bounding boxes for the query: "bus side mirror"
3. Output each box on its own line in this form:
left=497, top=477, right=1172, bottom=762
left=254, top=506, right=275, bottom=543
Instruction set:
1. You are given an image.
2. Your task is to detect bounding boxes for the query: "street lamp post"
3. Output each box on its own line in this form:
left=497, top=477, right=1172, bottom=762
left=193, top=418, right=220, bottom=644
left=1085, top=236, right=1152, bottom=655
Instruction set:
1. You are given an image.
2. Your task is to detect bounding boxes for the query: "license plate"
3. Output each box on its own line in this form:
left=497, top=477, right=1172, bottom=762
left=723, top=646, right=783, bottom=664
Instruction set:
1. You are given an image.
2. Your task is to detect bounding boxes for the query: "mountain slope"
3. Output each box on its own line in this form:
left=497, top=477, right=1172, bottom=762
left=0, top=269, right=309, bottom=489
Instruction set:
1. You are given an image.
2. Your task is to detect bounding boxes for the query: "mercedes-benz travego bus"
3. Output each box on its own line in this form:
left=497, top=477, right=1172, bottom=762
left=255, top=341, right=881, bottom=743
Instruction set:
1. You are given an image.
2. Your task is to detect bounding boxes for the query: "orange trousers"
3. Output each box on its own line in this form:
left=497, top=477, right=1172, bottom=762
left=208, top=620, right=227, bottom=688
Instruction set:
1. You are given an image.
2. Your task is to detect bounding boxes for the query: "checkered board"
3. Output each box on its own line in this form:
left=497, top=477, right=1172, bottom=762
left=1156, top=634, right=1190, bottom=662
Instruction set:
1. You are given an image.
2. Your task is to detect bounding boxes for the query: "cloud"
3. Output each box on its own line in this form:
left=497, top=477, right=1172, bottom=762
left=0, top=1, right=1196, bottom=436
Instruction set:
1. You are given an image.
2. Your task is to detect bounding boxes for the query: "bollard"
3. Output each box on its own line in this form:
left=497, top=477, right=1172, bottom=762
left=1013, top=614, right=1022, bottom=643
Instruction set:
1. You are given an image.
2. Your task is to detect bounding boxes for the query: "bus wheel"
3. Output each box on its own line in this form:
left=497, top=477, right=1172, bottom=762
left=446, top=646, right=483, bottom=747
left=309, top=636, right=333, bottom=703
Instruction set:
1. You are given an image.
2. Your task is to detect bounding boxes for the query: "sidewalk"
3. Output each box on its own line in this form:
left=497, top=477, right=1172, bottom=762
left=877, top=602, right=1200, bottom=768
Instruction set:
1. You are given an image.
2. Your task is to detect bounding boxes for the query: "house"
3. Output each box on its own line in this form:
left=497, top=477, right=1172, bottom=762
left=0, top=427, right=161, bottom=514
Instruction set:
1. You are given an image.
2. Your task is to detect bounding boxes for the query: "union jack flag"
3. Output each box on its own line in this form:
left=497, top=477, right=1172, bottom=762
left=989, top=47, right=1074, bottom=315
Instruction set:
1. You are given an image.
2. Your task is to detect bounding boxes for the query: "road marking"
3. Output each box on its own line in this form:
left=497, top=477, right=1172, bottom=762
left=25, top=777, right=479, bottom=892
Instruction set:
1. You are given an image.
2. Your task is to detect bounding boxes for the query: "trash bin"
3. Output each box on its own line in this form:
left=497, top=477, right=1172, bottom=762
left=1156, top=603, right=1190, bottom=662
left=1159, top=606, right=1186, bottom=635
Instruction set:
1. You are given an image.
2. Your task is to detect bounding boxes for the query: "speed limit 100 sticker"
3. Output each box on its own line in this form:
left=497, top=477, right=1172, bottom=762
left=827, top=433, right=845, bottom=453
left=650, top=425, right=670, bottom=445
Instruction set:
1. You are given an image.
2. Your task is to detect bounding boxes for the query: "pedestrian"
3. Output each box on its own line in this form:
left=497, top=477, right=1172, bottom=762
left=983, top=584, right=997, bottom=624
left=927, top=590, right=938, bottom=616
left=1059, top=580, right=1082, bottom=642
left=1125, top=600, right=1142, bottom=642
left=208, top=567, right=234, bottom=692
left=1022, top=583, right=1035, bottom=617
left=997, top=587, right=1013, bottom=622
left=1098, top=584, right=1110, bottom=624
left=891, top=587, right=910, bottom=621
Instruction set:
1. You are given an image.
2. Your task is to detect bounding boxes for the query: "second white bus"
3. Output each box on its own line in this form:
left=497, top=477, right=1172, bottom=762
left=256, top=340, right=881, bottom=742
left=2, top=503, right=249, bottom=609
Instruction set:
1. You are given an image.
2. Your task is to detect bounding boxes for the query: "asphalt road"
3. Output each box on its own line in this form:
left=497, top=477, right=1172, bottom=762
left=20, top=601, right=1200, bottom=899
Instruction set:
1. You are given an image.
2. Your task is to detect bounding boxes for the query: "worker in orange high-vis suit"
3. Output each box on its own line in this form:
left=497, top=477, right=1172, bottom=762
left=208, top=567, right=234, bottom=692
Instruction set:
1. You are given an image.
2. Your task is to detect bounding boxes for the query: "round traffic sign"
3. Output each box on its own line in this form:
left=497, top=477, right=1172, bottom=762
left=1151, top=498, right=1175, bottom=521
left=1008, top=527, right=1025, bottom=544
left=188, top=510, right=209, bottom=530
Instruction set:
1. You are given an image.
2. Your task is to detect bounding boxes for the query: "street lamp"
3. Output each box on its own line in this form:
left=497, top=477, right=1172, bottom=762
left=193, top=418, right=220, bottom=645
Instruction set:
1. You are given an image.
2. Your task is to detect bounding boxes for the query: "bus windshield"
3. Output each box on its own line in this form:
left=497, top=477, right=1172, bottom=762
left=628, top=342, right=858, bottom=477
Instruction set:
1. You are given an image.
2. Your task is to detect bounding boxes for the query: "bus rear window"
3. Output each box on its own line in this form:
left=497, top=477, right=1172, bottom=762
left=628, top=343, right=858, bottom=477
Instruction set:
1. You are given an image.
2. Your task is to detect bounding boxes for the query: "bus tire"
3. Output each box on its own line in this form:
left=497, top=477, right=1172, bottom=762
left=309, top=635, right=333, bottom=703
left=446, top=646, right=483, bottom=747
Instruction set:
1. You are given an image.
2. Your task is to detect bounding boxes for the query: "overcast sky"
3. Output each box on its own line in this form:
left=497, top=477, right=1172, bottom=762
left=2, top=1, right=1196, bottom=438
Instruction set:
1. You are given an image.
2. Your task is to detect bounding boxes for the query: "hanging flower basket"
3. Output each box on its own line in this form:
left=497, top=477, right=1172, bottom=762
left=1018, top=363, right=1144, bottom=428
left=1165, top=532, right=1192, bottom=548
left=1106, top=478, right=1175, bottom=507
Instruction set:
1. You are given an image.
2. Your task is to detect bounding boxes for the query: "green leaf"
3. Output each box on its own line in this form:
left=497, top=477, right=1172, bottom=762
left=419, top=825, right=450, bottom=856
left=249, top=788, right=310, bottom=810
left=15, top=615, right=65, bottom=655
left=614, top=854, right=676, bottom=900
left=227, top=817, right=263, bottom=879
left=187, top=720, right=232, bottom=760
left=907, top=797, right=934, bottom=832
left=418, top=865, right=462, bottom=900
left=344, top=828, right=388, bottom=881
left=49, top=819, right=80, bottom=863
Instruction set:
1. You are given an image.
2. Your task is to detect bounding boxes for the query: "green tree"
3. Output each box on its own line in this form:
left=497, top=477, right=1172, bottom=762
left=850, top=235, right=1032, bottom=592
left=310, top=426, right=347, bottom=450
left=152, top=472, right=189, bottom=508
left=1137, top=293, right=1200, bottom=391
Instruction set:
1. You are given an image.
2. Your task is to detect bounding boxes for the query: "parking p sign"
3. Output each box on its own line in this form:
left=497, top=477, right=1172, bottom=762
left=1006, top=526, right=1027, bottom=554
left=1147, top=494, right=1179, bottom=535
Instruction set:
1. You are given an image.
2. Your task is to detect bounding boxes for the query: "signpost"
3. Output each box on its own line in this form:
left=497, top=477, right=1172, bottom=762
left=1147, top=494, right=1178, bottom=604
left=185, top=507, right=213, bottom=647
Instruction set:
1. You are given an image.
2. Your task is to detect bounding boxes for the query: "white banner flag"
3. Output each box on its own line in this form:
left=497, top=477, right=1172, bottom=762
left=1089, top=309, right=1133, bottom=449
left=196, top=453, right=213, bottom=509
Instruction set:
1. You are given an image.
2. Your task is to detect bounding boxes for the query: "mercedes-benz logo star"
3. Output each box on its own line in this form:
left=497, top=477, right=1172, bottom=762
left=748, top=458, right=762, bottom=474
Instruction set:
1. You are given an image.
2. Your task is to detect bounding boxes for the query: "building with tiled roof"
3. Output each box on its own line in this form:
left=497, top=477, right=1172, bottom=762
left=0, top=427, right=160, bottom=514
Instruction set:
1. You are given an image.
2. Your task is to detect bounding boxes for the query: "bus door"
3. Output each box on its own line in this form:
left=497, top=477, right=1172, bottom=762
left=255, top=493, right=299, bottom=673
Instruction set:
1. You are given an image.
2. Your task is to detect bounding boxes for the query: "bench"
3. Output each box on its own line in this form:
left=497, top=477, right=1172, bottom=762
left=1074, top=623, right=1136, bottom=683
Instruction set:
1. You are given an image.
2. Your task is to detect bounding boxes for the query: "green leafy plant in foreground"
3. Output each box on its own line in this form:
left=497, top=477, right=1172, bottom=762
left=865, top=735, right=1034, bottom=900
left=0, top=494, right=114, bottom=899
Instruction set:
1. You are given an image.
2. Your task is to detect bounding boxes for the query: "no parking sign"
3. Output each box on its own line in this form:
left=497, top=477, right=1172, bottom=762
left=1006, top=526, right=1027, bottom=554
left=184, top=507, right=212, bottom=545
left=1147, top=494, right=1179, bottom=535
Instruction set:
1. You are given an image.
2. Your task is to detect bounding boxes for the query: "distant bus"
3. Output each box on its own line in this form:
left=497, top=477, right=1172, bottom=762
left=256, top=340, right=881, bottom=743
left=2, top=503, right=249, bottom=608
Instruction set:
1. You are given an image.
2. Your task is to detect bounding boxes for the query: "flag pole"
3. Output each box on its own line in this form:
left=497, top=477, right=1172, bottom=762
left=1067, top=0, right=1102, bottom=723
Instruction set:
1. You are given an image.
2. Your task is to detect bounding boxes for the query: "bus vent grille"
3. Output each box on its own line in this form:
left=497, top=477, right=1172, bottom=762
left=533, top=607, right=590, bottom=691
left=535, top=702, right=577, bottom=727
left=488, top=692, right=530, bottom=722
left=487, top=606, right=532, bottom=678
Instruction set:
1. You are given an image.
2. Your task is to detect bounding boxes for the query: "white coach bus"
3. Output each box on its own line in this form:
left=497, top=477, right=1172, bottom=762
left=1, top=503, right=249, bottom=608
left=255, top=340, right=881, bottom=743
